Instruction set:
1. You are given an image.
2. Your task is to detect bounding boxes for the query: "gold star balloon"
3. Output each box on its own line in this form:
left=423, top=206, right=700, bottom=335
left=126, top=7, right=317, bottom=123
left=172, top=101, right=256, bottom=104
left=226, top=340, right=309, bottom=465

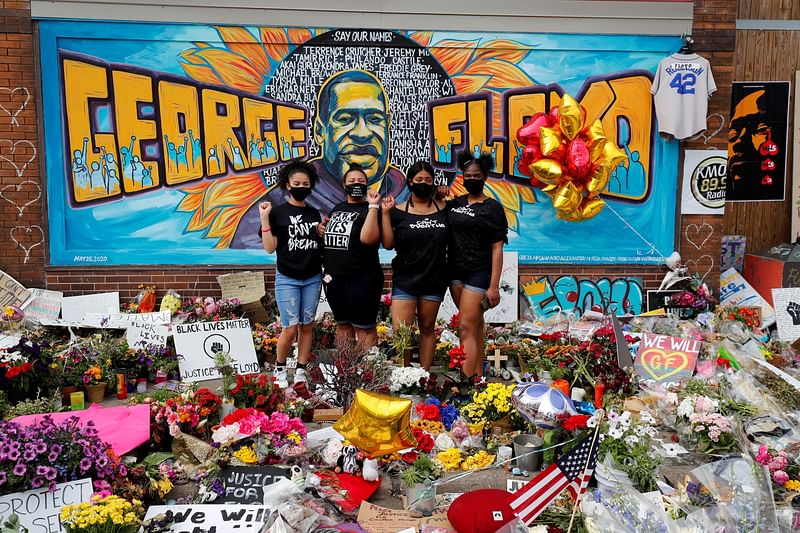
left=515, top=93, right=629, bottom=221
left=333, top=389, right=417, bottom=458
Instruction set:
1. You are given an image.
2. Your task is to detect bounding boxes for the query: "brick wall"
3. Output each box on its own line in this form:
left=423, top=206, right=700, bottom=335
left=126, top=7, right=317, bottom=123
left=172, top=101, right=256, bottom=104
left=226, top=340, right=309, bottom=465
left=0, top=1, right=737, bottom=308
left=0, top=0, right=43, bottom=288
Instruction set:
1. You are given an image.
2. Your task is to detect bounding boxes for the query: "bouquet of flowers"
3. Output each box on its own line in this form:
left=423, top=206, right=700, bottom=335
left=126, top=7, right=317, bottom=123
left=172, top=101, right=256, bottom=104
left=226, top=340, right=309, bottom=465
left=229, top=373, right=284, bottom=413
left=389, top=366, right=430, bottom=395
left=60, top=494, right=143, bottom=533
left=461, top=383, right=515, bottom=424
left=159, top=290, right=181, bottom=315
left=416, top=398, right=459, bottom=430
left=312, top=313, right=338, bottom=351
left=212, top=408, right=306, bottom=463
left=719, top=306, right=761, bottom=330
left=176, top=296, right=241, bottom=323
left=124, top=284, right=157, bottom=314
left=124, top=344, right=179, bottom=377
left=689, top=412, right=735, bottom=454
left=669, top=274, right=716, bottom=317
left=755, top=445, right=800, bottom=494
left=153, top=388, right=221, bottom=439
left=0, top=416, right=125, bottom=494
left=252, top=322, right=281, bottom=362
left=594, top=409, right=661, bottom=493
left=0, top=338, right=53, bottom=401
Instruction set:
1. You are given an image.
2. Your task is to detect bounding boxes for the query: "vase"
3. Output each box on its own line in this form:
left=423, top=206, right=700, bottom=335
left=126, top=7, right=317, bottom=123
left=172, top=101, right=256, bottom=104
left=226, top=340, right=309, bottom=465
left=85, top=383, right=106, bottom=404
left=405, top=482, right=436, bottom=515
left=61, top=386, right=79, bottom=406
left=221, top=399, right=236, bottom=418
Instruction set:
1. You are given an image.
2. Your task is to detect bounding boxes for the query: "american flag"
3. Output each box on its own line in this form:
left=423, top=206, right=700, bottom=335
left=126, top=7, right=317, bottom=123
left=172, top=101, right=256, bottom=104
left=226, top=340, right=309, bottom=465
left=510, top=434, right=599, bottom=525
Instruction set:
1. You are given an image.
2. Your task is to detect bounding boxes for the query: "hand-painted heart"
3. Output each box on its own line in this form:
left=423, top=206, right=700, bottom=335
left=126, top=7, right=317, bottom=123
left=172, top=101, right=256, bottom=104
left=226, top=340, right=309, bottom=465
left=639, top=348, right=690, bottom=381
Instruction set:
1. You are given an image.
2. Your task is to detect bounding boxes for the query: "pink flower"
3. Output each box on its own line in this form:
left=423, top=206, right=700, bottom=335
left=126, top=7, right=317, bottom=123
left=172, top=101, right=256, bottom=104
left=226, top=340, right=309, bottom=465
left=166, top=412, right=179, bottom=425
left=204, top=297, right=215, bottom=305
left=756, top=445, right=770, bottom=464
left=381, top=293, right=392, bottom=306
left=768, top=456, right=789, bottom=473
left=238, top=418, right=258, bottom=436
left=205, top=303, right=218, bottom=315
left=773, top=470, right=790, bottom=486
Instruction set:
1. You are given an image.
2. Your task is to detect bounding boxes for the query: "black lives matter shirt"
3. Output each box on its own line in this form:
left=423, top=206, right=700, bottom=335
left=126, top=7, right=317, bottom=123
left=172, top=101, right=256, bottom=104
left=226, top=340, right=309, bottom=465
left=267, top=203, right=322, bottom=280
left=322, top=202, right=381, bottom=277
left=447, top=195, right=508, bottom=273
left=389, top=206, right=449, bottom=294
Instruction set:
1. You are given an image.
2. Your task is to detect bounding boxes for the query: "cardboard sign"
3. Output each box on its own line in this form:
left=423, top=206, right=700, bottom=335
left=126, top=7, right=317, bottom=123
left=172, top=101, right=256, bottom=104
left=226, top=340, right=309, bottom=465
left=127, top=322, right=169, bottom=349
left=22, top=288, right=63, bottom=320
left=356, top=503, right=452, bottom=533
left=218, top=271, right=265, bottom=304
left=61, top=292, right=120, bottom=323
left=0, top=270, right=31, bottom=308
left=173, top=319, right=260, bottom=382
left=312, top=407, right=344, bottom=422
left=681, top=150, right=727, bottom=215
left=646, top=290, right=680, bottom=312
left=219, top=466, right=290, bottom=504
left=721, top=235, right=746, bottom=273
left=720, top=267, right=776, bottom=327
left=438, top=252, right=518, bottom=324
left=0, top=478, right=92, bottom=532
left=84, top=310, right=170, bottom=329
left=635, top=333, right=700, bottom=384
left=772, top=288, right=800, bottom=341
left=143, top=505, right=269, bottom=532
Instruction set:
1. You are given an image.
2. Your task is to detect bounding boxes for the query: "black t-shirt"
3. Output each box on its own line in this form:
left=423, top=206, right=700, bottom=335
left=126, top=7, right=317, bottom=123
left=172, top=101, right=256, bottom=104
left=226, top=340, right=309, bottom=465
left=267, top=203, right=322, bottom=280
left=322, top=202, right=381, bottom=277
left=389, top=205, right=449, bottom=294
left=447, top=195, right=508, bottom=273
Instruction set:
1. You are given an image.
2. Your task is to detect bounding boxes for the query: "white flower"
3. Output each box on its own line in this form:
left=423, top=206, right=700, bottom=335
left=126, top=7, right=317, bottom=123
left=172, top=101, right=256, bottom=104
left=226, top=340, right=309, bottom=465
left=609, top=427, right=624, bottom=439
left=389, top=367, right=430, bottom=392
left=212, top=423, right=242, bottom=444
left=624, top=435, right=640, bottom=447
left=587, top=411, right=602, bottom=428
left=677, top=398, right=694, bottom=419
left=639, top=410, right=655, bottom=425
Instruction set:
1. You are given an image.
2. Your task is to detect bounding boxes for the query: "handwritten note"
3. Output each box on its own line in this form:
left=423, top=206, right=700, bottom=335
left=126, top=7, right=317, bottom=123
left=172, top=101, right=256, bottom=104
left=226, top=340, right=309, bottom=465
left=84, top=310, right=170, bottom=329
left=218, top=271, right=265, bottom=304
left=61, top=292, right=119, bottom=323
left=22, top=288, right=62, bottom=320
left=356, top=503, right=451, bottom=533
left=0, top=270, right=31, bottom=308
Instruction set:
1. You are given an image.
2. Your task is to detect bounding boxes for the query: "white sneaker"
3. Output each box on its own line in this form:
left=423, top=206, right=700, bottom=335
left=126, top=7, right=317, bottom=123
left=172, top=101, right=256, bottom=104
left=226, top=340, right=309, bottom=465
left=274, top=367, right=289, bottom=388
left=294, top=367, right=308, bottom=384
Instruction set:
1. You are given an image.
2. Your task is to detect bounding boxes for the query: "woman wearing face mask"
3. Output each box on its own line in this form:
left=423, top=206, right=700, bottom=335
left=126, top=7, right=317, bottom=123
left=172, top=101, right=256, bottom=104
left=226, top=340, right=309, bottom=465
left=259, top=160, right=323, bottom=388
left=319, top=163, right=383, bottom=348
left=381, top=161, right=449, bottom=369
left=448, top=151, right=508, bottom=382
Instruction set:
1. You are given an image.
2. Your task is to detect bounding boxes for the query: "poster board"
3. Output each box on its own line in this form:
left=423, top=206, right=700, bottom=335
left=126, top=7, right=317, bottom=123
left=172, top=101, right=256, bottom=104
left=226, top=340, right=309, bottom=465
left=0, top=478, right=92, bottom=532
left=634, top=333, right=700, bottom=385
left=142, top=505, right=269, bottom=532
left=218, top=271, right=266, bottom=304
left=83, top=310, right=170, bottom=329
left=173, top=319, right=260, bottom=382
left=60, top=292, right=119, bottom=323
left=772, top=288, right=800, bottom=342
left=681, top=150, right=727, bottom=214
left=218, top=466, right=291, bottom=504
left=0, top=270, right=31, bottom=308
left=22, top=288, right=63, bottom=320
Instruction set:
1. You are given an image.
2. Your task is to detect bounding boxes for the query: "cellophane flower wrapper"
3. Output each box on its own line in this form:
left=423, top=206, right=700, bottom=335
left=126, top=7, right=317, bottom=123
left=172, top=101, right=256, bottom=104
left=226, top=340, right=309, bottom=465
left=677, top=455, right=778, bottom=532
left=582, top=486, right=687, bottom=533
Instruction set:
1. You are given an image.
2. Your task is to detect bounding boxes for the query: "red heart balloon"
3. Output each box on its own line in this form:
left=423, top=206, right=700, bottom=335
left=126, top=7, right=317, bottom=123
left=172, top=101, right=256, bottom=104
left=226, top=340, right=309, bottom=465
left=566, top=138, right=592, bottom=178
left=516, top=112, right=551, bottom=146
left=548, top=105, right=560, bottom=124
left=523, top=143, right=542, bottom=164
left=548, top=141, right=567, bottom=163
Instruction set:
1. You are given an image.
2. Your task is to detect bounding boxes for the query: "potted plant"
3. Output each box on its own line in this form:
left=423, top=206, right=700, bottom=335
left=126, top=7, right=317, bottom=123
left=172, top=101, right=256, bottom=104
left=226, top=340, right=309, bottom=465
left=60, top=494, right=143, bottom=532
left=400, top=454, right=442, bottom=515
left=83, top=365, right=107, bottom=403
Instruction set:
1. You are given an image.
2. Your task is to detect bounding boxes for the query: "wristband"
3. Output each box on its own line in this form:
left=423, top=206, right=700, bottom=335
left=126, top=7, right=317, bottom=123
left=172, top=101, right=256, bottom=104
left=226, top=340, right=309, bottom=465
left=260, top=227, right=271, bottom=233
left=368, top=204, right=379, bottom=210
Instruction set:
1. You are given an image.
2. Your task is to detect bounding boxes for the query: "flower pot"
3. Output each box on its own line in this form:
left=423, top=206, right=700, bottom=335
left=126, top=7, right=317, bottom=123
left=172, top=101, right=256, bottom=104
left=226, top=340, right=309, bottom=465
left=513, top=434, right=544, bottom=472
left=405, top=482, right=436, bottom=515
left=491, top=415, right=514, bottom=435
left=85, top=383, right=106, bottom=404
left=221, top=399, right=236, bottom=418
left=595, top=462, right=633, bottom=495
left=61, top=386, right=79, bottom=406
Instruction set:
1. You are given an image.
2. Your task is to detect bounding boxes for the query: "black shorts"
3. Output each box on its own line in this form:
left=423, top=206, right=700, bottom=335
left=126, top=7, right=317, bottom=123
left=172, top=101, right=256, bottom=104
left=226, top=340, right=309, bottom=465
left=324, top=270, right=384, bottom=329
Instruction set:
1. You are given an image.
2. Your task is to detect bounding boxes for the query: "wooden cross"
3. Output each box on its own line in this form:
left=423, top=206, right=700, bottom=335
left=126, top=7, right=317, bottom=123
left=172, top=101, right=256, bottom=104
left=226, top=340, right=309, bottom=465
left=488, top=348, right=508, bottom=371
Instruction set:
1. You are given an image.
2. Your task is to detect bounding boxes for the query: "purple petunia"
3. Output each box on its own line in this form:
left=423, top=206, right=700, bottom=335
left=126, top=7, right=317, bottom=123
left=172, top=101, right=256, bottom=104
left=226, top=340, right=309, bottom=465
left=12, top=463, right=26, bottom=476
left=30, top=476, right=43, bottom=489
left=117, top=465, right=127, bottom=477
left=79, top=458, right=92, bottom=473
left=44, top=467, right=57, bottom=481
left=7, top=449, right=19, bottom=461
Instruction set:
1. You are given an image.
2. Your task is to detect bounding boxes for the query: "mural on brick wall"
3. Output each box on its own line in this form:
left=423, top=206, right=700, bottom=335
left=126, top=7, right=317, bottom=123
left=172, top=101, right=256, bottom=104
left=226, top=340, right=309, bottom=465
left=520, top=274, right=644, bottom=320
left=39, top=22, right=680, bottom=266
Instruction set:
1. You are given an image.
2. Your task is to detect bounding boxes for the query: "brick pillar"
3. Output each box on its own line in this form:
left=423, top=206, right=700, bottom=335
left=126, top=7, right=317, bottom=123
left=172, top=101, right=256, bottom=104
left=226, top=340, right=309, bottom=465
left=0, top=0, right=44, bottom=288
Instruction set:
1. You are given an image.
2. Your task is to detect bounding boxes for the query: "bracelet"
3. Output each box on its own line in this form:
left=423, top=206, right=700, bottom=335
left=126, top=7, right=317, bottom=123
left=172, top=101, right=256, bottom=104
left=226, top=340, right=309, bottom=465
left=368, top=204, right=379, bottom=210
left=260, top=227, right=271, bottom=233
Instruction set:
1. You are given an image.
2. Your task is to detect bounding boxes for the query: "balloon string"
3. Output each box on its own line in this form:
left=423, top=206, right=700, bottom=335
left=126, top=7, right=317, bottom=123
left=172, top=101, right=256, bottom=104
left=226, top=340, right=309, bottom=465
left=431, top=437, right=577, bottom=487
left=603, top=202, right=666, bottom=259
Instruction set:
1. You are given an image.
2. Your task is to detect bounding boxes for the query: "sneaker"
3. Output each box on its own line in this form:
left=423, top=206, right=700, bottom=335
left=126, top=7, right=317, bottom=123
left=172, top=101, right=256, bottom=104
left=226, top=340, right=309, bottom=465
left=294, top=367, right=308, bottom=384
left=274, top=366, right=289, bottom=388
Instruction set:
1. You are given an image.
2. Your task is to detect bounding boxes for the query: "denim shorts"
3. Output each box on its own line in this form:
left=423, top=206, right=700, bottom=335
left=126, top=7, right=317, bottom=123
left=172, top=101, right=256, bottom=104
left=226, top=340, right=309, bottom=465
left=391, top=284, right=445, bottom=303
left=451, top=270, right=491, bottom=294
left=275, top=271, right=322, bottom=327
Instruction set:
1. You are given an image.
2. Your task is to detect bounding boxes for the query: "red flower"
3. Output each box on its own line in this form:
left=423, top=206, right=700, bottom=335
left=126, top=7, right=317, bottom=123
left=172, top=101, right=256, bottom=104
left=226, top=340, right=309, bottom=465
left=449, top=313, right=461, bottom=330
left=562, top=415, right=590, bottom=431
left=222, top=408, right=258, bottom=426
left=255, top=394, right=267, bottom=406
left=401, top=451, right=419, bottom=464
left=6, top=363, right=31, bottom=379
left=412, top=429, right=434, bottom=453
left=422, top=404, right=441, bottom=421
left=448, top=345, right=467, bottom=369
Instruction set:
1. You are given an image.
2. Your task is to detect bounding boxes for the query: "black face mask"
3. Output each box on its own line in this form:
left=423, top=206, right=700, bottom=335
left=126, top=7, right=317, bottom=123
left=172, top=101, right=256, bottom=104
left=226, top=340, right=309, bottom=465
left=463, top=179, right=485, bottom=195
left=288, top=186, right=311, bottom=201
left=409, top=182, right=434, bottom=199
left=345, top=183, right=367, bottom=199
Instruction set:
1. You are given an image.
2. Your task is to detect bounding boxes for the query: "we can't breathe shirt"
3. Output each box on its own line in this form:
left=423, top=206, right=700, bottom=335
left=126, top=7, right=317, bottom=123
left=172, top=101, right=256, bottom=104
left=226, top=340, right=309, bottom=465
left=268, top=203, right=322, bottom=280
